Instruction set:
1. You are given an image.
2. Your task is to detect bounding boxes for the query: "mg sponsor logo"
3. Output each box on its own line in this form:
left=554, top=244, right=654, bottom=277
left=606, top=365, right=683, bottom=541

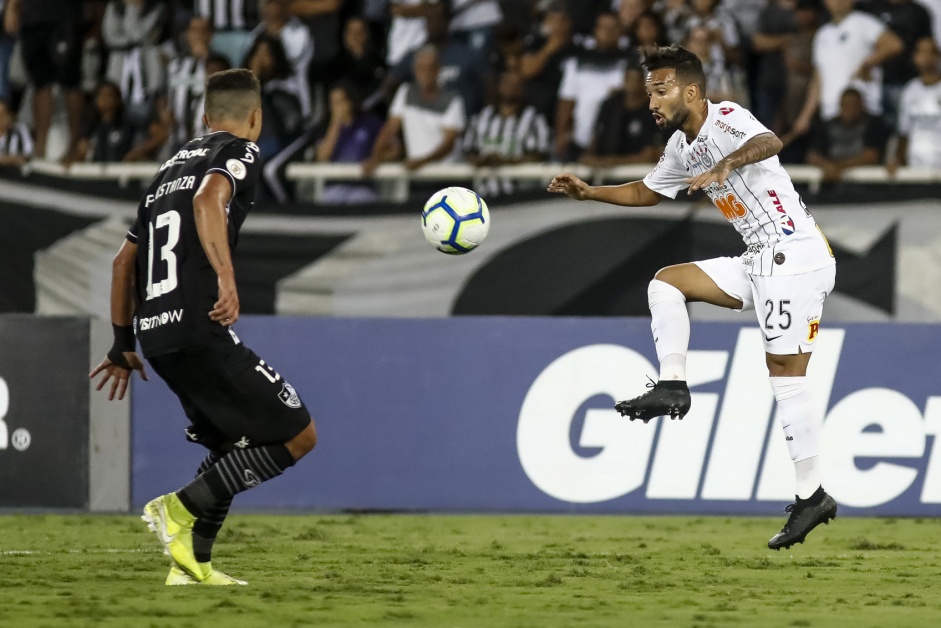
left=138, top=309, right=183, bottom=331
left=517, top=329, right=941, bottom=510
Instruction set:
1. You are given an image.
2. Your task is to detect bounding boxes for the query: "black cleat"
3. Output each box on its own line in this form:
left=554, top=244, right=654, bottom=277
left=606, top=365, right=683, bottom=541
left=614, top=379, right=691, bottom=423
left=768, top=488, right=838, bottom=550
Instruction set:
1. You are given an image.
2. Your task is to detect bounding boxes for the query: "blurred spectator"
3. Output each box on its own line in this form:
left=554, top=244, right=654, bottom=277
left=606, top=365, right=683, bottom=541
left=324, top=16, right=387, bottom=106
left=629, top=11, right=669, bottom=49
left=123, top=93, right=171, bottom=161
left=520, top=8, right=577, bottom=122
left=245, top=34, right=305, bottom=199
left=450, top=0, right=503, bottom=56
left=166, top=16, right=213, bottom=149
left=861, top=0, right=934, bottom=127
left=806, top=88, right=890, bottom=182
left=777, top=0, right=819, bottom=161
left=66, top=81, right=134, bottom=165
left=464, top=69, right=550, bottom=196
left=0, top=99, right=32, bottom=166
left=723, top=0, right=767, bottom=38
left=661, top=0, right=692, bottom=44
left=387, top=0, right=441, bottom=66
left=389, top=4, right=488, bottom=115
left=793, top=0, right=903, bottom=137
left=291, top=0, right=343, bottom=65
left=579, top=66, right=662, bottom=166
left=314, top=81, right=383, bottom=203
left=685, top=26, right=746, bottom=103
left=894, top=37, right=941, bottom=170
left=193, top=0, right=259, bottom=67
left=493, top=25, right=525, bottom=75
left=684, top=0, right=743, bottom=68
left=250, top=0, right=314, bottom=117
left=364, top=46, right=465, bottom=175
left=6, top=0, right=85, bottom=159
left=555, top=12, right=629, bottom=160
left=102, top=0, right=168, bottom=131
left=752, top=0, right=799, bottom=128
left=562, top=0, right=612, bottom=36
left=617, top=0, right=654, bottom=36
left=0, top=1, right=13, bottom=103
left=291, top=0, right=344, bottom=125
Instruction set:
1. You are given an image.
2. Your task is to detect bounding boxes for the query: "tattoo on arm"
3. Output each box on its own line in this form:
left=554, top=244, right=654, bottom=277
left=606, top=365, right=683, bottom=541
left=718, top=133, right=782, bottom=172
left=209, top=242, right=228, bottom=270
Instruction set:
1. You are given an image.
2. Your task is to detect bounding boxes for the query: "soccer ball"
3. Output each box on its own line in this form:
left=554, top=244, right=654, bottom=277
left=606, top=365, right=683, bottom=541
left=421, top=186, right=490, bottom=255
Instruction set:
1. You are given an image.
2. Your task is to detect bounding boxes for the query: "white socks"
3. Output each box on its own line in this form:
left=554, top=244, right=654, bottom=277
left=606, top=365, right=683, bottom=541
left=648, top=279, right=689, bottom=381
left=769, top=376, right=821, bottom=499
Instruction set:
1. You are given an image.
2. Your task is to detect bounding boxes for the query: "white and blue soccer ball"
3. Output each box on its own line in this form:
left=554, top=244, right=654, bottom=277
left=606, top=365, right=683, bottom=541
left=421, top=186, right=490, bottom=255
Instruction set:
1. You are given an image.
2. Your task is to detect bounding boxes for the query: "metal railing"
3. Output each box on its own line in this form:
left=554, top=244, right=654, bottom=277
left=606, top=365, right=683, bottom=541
left=19, top=160, right=941, bottom=203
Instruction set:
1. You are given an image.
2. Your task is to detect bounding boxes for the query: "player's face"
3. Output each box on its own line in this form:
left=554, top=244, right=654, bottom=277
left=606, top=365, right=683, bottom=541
left=645, top=68, right=690, bottom=133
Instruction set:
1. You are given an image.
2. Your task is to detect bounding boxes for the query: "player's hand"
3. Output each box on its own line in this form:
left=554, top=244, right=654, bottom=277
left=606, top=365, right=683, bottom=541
left=210, top=274, right=239, bottom=326
left=686, top=161, right=732, bottom=194
left=547, top=173, right=592, bottom=200
left=89, top=352, right=148, bottom=401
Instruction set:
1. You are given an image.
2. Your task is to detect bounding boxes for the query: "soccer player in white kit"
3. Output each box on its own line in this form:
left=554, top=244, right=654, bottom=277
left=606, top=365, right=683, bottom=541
left=549, top=46, right=837, bottom=550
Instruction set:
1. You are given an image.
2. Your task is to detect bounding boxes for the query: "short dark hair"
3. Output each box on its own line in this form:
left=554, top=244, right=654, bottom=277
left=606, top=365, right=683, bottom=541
left=205, top=68, right=261, bottom=121
left=642, top=45, right=707, bottom=99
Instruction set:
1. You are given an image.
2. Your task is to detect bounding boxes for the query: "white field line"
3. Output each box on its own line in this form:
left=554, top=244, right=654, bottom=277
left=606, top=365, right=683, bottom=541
left=1, top=548, right=161, bottom=556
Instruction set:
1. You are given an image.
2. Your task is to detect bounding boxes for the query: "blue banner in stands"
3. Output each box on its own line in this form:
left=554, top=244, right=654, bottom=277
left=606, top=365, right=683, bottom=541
left=131, top=317, right=941, bottom=516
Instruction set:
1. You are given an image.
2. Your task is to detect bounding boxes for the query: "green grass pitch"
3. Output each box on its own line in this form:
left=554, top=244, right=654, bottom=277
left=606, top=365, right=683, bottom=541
left=1, top=514, right=940, bottom=627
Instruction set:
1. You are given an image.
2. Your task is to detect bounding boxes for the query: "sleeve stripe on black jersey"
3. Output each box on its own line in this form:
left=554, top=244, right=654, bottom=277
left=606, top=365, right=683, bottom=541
left=126, top=230, right=138, bottom=243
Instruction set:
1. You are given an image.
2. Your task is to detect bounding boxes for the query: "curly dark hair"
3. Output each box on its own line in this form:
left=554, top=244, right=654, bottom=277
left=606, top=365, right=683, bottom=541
left=641, top=45, right=707, bottom=99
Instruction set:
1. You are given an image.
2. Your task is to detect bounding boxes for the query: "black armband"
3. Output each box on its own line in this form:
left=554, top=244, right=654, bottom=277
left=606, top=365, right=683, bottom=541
left=108, top=324, right=135, bottom=369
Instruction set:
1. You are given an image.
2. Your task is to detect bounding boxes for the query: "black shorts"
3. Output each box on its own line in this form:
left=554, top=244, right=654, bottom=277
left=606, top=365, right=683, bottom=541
left=21, top=21, right=82, bottom=89
left=148, top=343, right=311, bottom=451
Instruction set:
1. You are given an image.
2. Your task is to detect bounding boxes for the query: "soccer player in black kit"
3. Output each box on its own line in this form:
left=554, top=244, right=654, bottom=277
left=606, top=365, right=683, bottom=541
left=90, top=69, right=317, bottom=586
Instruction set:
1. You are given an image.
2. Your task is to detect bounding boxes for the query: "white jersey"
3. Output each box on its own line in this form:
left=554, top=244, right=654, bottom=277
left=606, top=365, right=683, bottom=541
left=898, top=78, right=941, bottom=169
left=643, top=101, right=835, bottom=276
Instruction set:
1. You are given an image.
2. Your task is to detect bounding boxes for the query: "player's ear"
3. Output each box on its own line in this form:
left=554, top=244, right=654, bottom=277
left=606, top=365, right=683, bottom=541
left=202, top=112, right=210, bottom=130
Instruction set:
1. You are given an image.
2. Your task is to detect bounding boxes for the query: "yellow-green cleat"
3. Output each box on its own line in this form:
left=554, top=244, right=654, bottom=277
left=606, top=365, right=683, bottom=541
left=142, top=493, right=204, bottom=582
left=166, top=564, right=247, bottom=586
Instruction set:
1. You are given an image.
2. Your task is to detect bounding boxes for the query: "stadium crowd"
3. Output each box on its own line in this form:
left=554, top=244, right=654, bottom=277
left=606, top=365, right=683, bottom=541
left=1, top=0, right=940, bottom=202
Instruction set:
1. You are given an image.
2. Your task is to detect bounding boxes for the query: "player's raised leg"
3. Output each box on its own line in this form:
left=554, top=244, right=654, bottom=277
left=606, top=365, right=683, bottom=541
left=615, top=262, right=744, bottom=422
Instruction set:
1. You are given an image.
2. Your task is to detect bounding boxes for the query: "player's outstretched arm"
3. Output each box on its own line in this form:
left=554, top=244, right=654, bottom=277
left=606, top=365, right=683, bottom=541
left=89, top=239, right=149, bottom=401
left=194, top=173, right=240, bottom=326
left=547, top=173, right=662, bottom=207
left=686, top=132, right=783, bottom=194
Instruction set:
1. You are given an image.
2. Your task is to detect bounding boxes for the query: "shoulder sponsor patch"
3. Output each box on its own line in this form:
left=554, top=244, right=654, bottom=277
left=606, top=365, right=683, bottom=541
left=226, top=158, right=247, bottom=180
left=720, top=107, right=735, bottom=115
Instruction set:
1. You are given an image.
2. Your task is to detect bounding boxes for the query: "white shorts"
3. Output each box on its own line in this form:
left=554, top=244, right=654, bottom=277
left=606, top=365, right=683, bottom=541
left=694, top=257, right=836, bottom=355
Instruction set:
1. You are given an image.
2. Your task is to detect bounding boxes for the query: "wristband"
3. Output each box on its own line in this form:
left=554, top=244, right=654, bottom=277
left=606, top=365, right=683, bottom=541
left=108, top=324, right=135, bottom=369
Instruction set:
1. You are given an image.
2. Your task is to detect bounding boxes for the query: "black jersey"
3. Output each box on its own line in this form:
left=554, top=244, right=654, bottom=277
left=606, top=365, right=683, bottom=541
left=126, top=131, right=261, bottom=358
